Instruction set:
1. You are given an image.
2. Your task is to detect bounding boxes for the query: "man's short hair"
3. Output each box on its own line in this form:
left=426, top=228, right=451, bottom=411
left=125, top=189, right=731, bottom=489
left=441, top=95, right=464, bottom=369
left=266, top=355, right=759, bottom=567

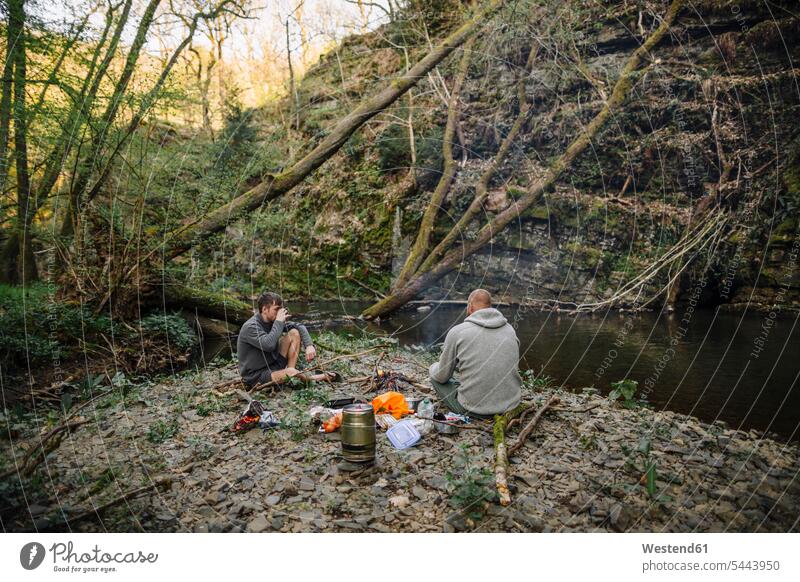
left=257, top=291, right=283, bottom=312
left=468, top=289, right=492, bottom=307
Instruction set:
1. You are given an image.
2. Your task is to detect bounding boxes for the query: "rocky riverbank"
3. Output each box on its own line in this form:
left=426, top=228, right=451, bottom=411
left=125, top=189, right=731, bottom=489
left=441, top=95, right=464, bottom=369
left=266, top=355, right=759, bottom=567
left=1, top=336, right=798, bottom=533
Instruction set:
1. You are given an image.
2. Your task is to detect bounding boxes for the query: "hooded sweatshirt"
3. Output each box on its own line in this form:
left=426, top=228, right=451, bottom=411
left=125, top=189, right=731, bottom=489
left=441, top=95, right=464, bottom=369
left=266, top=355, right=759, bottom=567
left=429, top=307, right=522, bottom=415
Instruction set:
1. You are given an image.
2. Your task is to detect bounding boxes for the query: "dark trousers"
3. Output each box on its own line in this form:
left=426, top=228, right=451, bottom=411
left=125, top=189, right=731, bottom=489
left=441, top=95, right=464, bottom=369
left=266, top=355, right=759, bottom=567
left=430, top=378, right=494, bottom=420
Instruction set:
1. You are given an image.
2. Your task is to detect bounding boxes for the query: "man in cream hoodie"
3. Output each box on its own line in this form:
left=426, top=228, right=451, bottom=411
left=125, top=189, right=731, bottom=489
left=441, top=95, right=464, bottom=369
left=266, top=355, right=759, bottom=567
left=429, top=289, right=522, bottom=418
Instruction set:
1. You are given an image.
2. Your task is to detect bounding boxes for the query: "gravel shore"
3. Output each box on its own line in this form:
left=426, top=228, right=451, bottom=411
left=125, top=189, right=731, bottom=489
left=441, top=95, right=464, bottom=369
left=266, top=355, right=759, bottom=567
left=2, top=342, right=798, bottom=533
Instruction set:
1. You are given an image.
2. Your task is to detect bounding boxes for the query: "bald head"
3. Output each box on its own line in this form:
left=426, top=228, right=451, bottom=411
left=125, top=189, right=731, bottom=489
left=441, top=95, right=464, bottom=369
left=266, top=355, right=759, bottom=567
left=467, top=289, right=492, bottom=314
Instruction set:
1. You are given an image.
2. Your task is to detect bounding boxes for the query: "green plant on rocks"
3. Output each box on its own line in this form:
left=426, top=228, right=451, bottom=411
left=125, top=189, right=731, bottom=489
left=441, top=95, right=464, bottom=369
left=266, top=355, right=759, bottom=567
left=196, top=394, right=227, bottom=417
left=445, top=444, right=497, bottom=522
left=147, top=419, right=180, bottom=443
left=608, top=379, right=640, bottom=409
left=623, top=436, right=670, bottom=505
left=522, top=369, right=556, bottom=392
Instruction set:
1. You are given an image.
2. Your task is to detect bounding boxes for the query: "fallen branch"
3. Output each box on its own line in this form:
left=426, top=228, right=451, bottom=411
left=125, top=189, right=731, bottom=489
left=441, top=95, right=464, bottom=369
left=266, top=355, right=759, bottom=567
left=550, top=402, right=602, bottom=414
left=507, top=402, right=537, bottom=431
left=65, top=475, right=174, bottom=528
left=0, top=419, right=91, bottom=480
left=493, top=415, right=512, bottom=506
left=213, top=344, right=396, bottom=392
left=307, top=344, right=394, bottom=370
left=493, top=403, right=533, bottom=506
left=508, top=396, right=560, bottom=458
left=341, top=275, right=386, bottom=299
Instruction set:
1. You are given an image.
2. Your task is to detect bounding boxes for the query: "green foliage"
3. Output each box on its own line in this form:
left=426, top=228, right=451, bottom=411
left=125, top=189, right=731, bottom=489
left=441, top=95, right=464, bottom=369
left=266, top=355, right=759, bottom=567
left=196, top=393, right=227, bottom=417
left=89, top=467, right=118, bottom=495
left=280, top=407, right=313, bottom=442
left=139, top=313, right=196, bottom=351
left=376, top=117, right=443, bottom=182
left=313, top=330, right=396, bottom=354
left=146, top=419, right=179, bottom=443
left=521, top=369, right=556, bottom=391
left=608, top=378, right=640, bottom=409
left=187, top=435, right=216, bottom=460
left=621, top=436, right=667, bottom=504
left=291, top=383, right=332, bottom=407
left=214, top=86, right=258, bottom=169
left=0, top=283, right=112, bottom=368
left=377, top=121, right=413, bottom=172
left=445, top=444, right=496, bottom=521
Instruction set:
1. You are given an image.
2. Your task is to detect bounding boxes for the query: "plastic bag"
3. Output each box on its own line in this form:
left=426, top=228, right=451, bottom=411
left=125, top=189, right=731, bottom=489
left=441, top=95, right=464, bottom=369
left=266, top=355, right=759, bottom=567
left=321, top=411, right=342, bottom=433
left=375, top=413, right=399, bottom=430
left=371, top=391, right=411, bottom=419
left=258, top=411, right=280, bottom=430
left=233, top=399, right=267, bottom=432
left=413, top=398, right=434, bottom=435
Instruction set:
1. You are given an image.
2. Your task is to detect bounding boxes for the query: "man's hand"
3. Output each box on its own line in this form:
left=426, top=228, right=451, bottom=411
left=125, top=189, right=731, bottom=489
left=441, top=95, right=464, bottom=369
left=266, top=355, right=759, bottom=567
left=305, top=345, right=317, bottom=362
left=276, top=308, right=289, bottom=322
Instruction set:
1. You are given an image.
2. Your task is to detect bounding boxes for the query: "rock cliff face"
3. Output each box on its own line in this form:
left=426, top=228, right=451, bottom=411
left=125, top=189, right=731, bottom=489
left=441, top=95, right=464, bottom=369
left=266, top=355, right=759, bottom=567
left=247, top=0, right=799, bottom=310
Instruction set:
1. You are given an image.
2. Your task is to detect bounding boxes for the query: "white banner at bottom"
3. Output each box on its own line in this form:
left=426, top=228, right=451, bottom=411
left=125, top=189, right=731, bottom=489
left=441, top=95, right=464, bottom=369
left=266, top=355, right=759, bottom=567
left=1, top=533, right=797, bottom=581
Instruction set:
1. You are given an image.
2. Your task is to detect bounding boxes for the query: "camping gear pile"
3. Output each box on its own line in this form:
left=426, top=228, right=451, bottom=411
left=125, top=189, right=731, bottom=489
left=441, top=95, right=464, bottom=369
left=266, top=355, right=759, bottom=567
left=232, top=399, right=279, bottom=433
left=230, top=368, right=469, bottom=453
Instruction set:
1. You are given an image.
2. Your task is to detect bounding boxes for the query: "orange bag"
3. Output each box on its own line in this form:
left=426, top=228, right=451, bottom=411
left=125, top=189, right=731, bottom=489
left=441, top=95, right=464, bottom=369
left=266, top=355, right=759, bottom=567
left=372, top=391, right=410, bottom=419
left=322, top=412, right=342, bottom=433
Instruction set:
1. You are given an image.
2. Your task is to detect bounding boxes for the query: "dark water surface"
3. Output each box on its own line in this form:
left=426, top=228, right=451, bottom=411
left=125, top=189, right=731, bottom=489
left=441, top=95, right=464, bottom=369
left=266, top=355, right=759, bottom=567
left=205, top=301, right=800, bottom=442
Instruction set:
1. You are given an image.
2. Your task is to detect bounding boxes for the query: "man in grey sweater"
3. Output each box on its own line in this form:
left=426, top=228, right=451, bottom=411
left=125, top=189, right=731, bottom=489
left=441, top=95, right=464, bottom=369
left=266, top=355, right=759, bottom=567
left=429, top=289, right=522, bottom=418
left=237, top=291, right=335, bottom=386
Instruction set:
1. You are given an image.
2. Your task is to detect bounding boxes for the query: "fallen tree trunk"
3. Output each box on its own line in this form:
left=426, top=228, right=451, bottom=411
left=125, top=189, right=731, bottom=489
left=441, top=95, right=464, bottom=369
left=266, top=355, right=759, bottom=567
left=417, top=37, right=540, bottom=275
left=494, top=414, right=512, bottom=506
left=393, top=36, right=475, bottom=290
left=362, top=0, right=685, bottom=320
left=163, top=0, right=504, bottom=260
left=162, top=283, right=253, bottom=325
left=493, top=402, right=532, bottom=506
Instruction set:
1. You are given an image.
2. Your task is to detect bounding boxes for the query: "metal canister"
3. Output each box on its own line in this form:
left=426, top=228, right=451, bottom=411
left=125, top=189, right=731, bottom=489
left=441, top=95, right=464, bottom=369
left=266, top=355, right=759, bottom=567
left=341, top=403, right=376, bottom=463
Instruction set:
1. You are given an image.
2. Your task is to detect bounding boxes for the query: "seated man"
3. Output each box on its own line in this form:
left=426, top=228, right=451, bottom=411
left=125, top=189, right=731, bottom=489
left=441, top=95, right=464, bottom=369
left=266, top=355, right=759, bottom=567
left=429, top=289, right=522, bottom=418
left=237, top=291, right=334, bottom=387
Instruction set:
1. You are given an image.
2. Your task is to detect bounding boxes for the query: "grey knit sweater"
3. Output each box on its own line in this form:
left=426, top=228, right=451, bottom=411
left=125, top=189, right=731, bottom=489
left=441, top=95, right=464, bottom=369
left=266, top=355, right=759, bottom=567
left=237, top=314, right=312, bottom=384
left=429, top=307, right=522, bottom=415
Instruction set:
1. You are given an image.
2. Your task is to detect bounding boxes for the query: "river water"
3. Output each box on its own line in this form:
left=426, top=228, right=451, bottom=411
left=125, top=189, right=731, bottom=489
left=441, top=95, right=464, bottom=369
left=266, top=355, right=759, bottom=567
left=202, top=301, right=800, bottom=442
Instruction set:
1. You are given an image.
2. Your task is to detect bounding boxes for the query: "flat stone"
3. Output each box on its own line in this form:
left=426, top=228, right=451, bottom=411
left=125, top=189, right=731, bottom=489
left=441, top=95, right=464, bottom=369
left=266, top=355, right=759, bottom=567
left=426, top=476, right=448, bottom=490
left=609, top=503, right=631, bottom=532
left=412, top=486, right=427, bottom=500
left=247, top=515, right=269, bottom=533
left=389, top=495, right=410, bottom=508
left=334, top=520, right=363, bottom=530
left=445, top=512, right=469, bottom=532
left=265, top=494, right=281, bottom=506
left=298, top=477, right=316, bottom=491
left=338, top=460, right=370, bottom=472
left=299, top=511, right=317, bottom=522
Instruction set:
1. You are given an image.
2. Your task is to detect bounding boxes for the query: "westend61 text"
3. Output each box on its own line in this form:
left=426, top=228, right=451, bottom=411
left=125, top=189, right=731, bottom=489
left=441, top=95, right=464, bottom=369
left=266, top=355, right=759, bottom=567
left=642, top=543, right=708, bottom=554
